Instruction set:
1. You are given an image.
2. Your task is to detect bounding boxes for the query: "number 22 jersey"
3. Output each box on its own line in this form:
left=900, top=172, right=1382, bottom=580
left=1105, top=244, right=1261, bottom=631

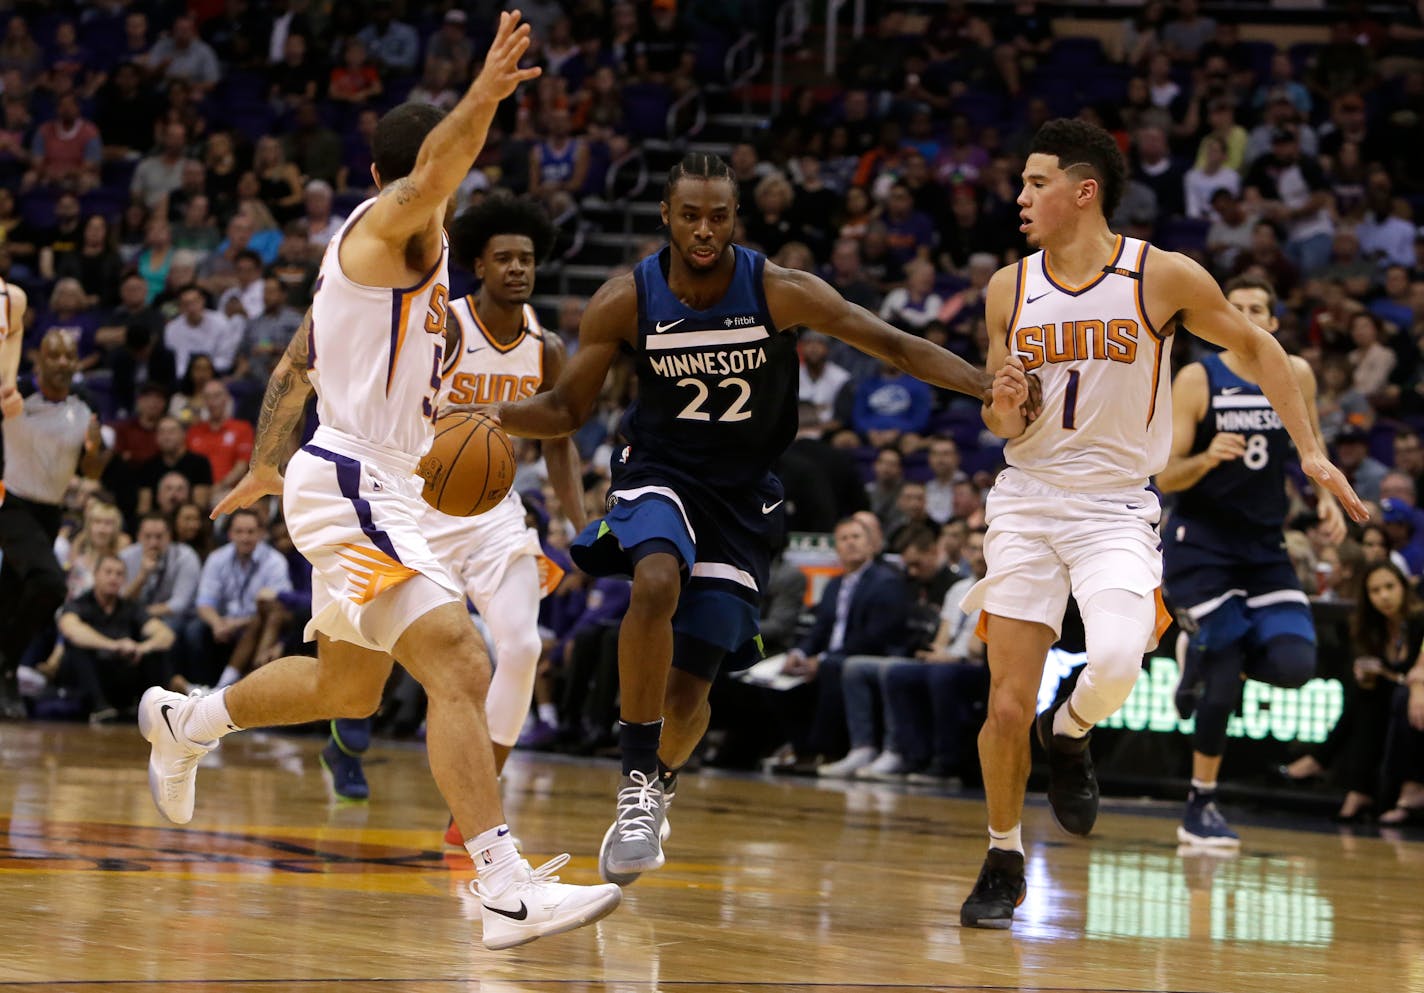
left=621, top=246, right=799, bottom=487
left=1003, top=235, right=1172, bottom=492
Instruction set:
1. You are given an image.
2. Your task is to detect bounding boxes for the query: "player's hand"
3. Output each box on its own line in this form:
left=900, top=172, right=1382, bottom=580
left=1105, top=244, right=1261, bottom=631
left=1301, top=452, right=1369, bottom=523
left=469, top=11, right=541, bottom=105
left=0, top=384, right=20, bottom=420
left=211, top=468, right=283, bottom=520
left=1317, top=492, right=1348, bottom=545
left=991, top=355, right=1030, bottom=415
left=435, top=400, right=503, bottom=426
left=1203, top=432, right=1247, bottom=467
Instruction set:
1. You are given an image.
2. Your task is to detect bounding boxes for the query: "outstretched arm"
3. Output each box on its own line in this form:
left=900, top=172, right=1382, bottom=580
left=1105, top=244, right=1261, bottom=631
left=763, top=262, right=994, bottom=404
left=1163, top=249, right=1368, bottom=522
left=980, top=265, right=1035, bottom=439
left=538, top=333, right=588, bottom=530
left=459, top=274, right=636, bottom=440
left=210, top=310, right=314, bottom=518
left=357, top=13, right=539, bottom=246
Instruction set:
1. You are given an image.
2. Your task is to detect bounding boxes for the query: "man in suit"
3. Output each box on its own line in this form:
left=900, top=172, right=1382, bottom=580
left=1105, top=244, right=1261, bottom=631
left=782, top=515, right=912, bottom=762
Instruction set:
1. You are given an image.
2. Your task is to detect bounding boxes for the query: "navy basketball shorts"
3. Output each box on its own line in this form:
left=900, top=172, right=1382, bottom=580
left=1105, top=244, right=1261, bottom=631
left=1161, top=517, right=1315, bottom=651
left=570, top=449, right=785, bottom=678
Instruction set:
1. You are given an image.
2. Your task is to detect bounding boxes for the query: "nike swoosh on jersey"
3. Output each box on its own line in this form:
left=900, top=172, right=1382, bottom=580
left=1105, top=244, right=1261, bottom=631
left=1026, top=291, right=1052, bottom=305
left=466, top=345, right=485, bottom=353
left=762, top=500, right=783, bottom=514
left=1221, top=387, right=1243, bottom=395
left=654, top=319, right=685, bottom=333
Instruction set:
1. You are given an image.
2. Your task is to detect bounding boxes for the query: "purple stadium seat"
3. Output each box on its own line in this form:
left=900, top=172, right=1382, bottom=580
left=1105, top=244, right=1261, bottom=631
left=1157, top=216, right=1210, bottom=254
left=622, top=83, right=673, bottom=140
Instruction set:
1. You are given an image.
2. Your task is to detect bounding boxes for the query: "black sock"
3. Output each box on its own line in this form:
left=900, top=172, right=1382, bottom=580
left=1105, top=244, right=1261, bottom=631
left=658, top=759, right=681, bottom=794
left=620, top=719, right=663, bottom=777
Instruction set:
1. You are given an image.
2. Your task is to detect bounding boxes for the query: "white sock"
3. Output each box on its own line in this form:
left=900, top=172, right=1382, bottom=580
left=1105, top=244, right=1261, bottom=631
left=989, top=824, right=1024, bottom=855
left=1191, top=778, right=1218, bottom=794
left=468, top=823, right=522, bottom=894
left=1052, top=697, right=1093, bottom=739
left=537, top=703, right=559, bottom=727
left=216, top=665, right=241, bottom=689
left=183, top=688, right=241, bottom=744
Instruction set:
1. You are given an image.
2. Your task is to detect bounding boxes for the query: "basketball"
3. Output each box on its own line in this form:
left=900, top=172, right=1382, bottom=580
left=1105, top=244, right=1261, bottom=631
left=417, top=411, right=516, bottom=517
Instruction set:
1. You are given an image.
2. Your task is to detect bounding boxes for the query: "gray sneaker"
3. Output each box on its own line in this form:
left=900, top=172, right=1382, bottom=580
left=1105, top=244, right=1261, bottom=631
left=598, top=770, right=669, bottom=885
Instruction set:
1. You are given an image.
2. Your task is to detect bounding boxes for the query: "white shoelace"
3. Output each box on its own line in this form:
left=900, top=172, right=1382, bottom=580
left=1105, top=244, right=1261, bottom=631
left=471, top=852, right=572, bottom=901
left=614, top=769, right=662, bottom=843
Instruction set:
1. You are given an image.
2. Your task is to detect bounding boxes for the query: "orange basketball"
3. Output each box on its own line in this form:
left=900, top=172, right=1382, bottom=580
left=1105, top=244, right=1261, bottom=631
left=417, top=411, right=516, bottom=517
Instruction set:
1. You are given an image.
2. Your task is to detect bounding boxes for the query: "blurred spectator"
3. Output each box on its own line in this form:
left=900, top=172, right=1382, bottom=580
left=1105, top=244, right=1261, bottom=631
left=745, top=173, right=803, bottom=259
left=216, top=250, right=265, bottom=320
left=924, top=437, right=966, bottom=525
left=865, top=445, right=905, bottom=525
left=242, top=276, right=303, bottom=382
left=529, top=108, right=589, bottom=205
left=120, top=511, right=201, bottom=627
left=779, top=402, right=869, bottom=533
left=887, top=482, right=934, bottom=550
left=1282, top=562, right=1421, bottom=819
left=1230, top=221, right=1300, bottom=299
left=31, top=278, right=101, bottom=373
left=426, top=9, right=474, bottom=81
left=172, top=501, right=214, bottom=558
left=1116, top=1, right=1166, bottom=65
left=112, top=383, right=169, bottom=465
left=53, top=555, right=175, bottom=722
left=57, top=499, right=129, bottom=602
left=147, top=15, right=220, bottom=96
left=880, top=259, right=943, bottom=334
left=1184, top=134, right=1241, bottom=220
left=1335, top=428, right=1389, bottom=503
left=186, top=508, right=292, bottom=689
left=1133, top=124, right=1186, bottom=219
left=269, top=32, right=322, bottom=112
left=1357, top=172, right=1417, bottom=269
left=798, top=331, right=851, bottom=428
left=1348, top=312, right=1395, bottom=396
left=785, top=516, right=912, bottom=774
left=57, top=214, right=123, bottom=311
left=1162, top=0, right=1216, bottom=64
left=882, top=526, right=989, bottom=783
left=0, top=15, right=43, bottom=84
left=173, top=194, right=220, bottom=257
left=409, top=58, right=461, bottom=112
left=852, top=361, right=933, bottom=450
left=284, top=101, right=342, bottom=187
left=356, top=1, right=420, bottom=77
left=187, top=380, right=254, bottom=500
left=329, top=38, right=384, bottom=107
left=635, top=0, right=695, bottom=82
left=132, top=122, right=194, bottom=209
left=880, top=182, right=935, bottom=269
left=824, top=237, right=881, bottom=313
left=25, top=94, right=101, bottom=194
left=164, top=285, right=243, bottom=376
left=137, top=415, right=213, bottom=514
left=253, top=136, right=304, bottom=226
left=1308, top=22, right=1375, bottom=103
left=110, top=322, right=178, bottom=419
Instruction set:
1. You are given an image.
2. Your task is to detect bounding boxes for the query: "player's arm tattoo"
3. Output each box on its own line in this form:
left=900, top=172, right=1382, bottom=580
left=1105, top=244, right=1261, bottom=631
left=250, top=309, right=315, bottom=475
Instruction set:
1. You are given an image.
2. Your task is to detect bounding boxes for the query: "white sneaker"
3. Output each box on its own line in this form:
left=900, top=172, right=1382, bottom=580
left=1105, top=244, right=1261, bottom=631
left=476, top=853, right=622, bottom=950
left=855, top=750, right=910, bottom=781
left=137, top=686, right=216, bottom=824
left=817, top=745, right=877, bottom=778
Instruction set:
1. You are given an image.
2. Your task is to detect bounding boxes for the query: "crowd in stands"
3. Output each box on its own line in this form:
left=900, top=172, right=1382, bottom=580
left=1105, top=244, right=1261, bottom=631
left=2, top=0, right=1422, bottom=824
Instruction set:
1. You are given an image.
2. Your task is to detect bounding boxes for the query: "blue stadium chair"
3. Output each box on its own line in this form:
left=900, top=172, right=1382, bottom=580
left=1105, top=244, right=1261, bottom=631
left=220, top=69, right=269, bottom=105
left=1046, top=37, right=1104, bottom=71
left=20, top=191, right=57, bottom=229
left=622, top=83, right=674, bottom=140
left=1157, top=216, right=1210, bottom=255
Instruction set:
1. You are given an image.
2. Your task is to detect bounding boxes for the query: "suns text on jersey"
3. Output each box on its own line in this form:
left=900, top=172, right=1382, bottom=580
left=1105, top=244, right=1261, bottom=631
left=648, top=346, right=767, bottom=378
left=1012, top=319, right=1143, bottom=371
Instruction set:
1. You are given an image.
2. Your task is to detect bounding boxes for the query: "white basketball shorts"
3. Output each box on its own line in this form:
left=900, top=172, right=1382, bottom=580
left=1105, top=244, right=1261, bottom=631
left=421, top=488, right=563, bottom=613
left=283, top=429, right=462, bottom=654
left=961, top=467, right=1171, bottom=643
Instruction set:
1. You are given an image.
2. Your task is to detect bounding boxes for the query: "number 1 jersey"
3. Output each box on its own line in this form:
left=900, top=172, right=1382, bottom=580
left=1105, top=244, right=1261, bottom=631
left=1003, top=235, right=1173, bottom=492
left=621, top=246, right=798, bottom=487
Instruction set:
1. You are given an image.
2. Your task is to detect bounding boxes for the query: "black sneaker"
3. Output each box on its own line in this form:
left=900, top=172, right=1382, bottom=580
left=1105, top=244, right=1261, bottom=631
left=1035, top=667, right=1099, bottom=836
left=960, top=849, right=1027, bottom=929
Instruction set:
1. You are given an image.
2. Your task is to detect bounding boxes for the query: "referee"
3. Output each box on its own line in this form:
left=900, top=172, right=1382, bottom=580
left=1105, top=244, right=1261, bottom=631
left=0, top=329, right=106, bottom=718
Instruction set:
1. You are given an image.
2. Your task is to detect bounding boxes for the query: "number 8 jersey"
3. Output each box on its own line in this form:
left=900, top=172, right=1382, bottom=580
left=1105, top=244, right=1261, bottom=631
left=622, top=245, right=799, bottom=487
left=1003, top=235, right=1173, bottom=492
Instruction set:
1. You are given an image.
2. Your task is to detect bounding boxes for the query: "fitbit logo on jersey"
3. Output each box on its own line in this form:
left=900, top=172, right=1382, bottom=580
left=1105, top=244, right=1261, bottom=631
left=649, top=346, right=767, bottom=377
left=724, top=315, right=757, bottom=327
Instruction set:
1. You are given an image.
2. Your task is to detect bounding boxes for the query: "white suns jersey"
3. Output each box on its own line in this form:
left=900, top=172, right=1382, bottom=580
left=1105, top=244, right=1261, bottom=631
left=439, top=298, right=546, bottom=406
left=308, top=198, right=450, bottom=460
left=1003, top=235, right=1172, bottom=492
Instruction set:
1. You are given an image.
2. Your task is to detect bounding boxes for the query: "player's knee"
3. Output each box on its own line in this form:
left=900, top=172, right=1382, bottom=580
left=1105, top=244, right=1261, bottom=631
left=985, top=684, right=1037, bottom=733
left=1261, top=635, right=1316, bottom=689
left=630, top=555, right=681, bottom=619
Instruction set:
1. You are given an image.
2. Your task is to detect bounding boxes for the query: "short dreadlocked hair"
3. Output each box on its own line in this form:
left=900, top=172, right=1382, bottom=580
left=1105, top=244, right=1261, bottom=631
left=1029, top=118, right=1126, bottom=219
left=663, top=151, right=737, bottom=203
left=449, top=196, right=557, bottom=269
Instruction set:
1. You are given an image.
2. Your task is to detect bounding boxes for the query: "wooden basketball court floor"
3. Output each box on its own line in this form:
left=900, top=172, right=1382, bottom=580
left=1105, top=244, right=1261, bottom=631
left=1, top=723, right=1420, bottom=993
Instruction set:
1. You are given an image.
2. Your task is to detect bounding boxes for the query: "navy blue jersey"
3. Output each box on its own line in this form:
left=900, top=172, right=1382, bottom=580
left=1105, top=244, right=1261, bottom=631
left=619, top=245, right=799, bottom=486
left=1174, top=352, right=1294, bottom=532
